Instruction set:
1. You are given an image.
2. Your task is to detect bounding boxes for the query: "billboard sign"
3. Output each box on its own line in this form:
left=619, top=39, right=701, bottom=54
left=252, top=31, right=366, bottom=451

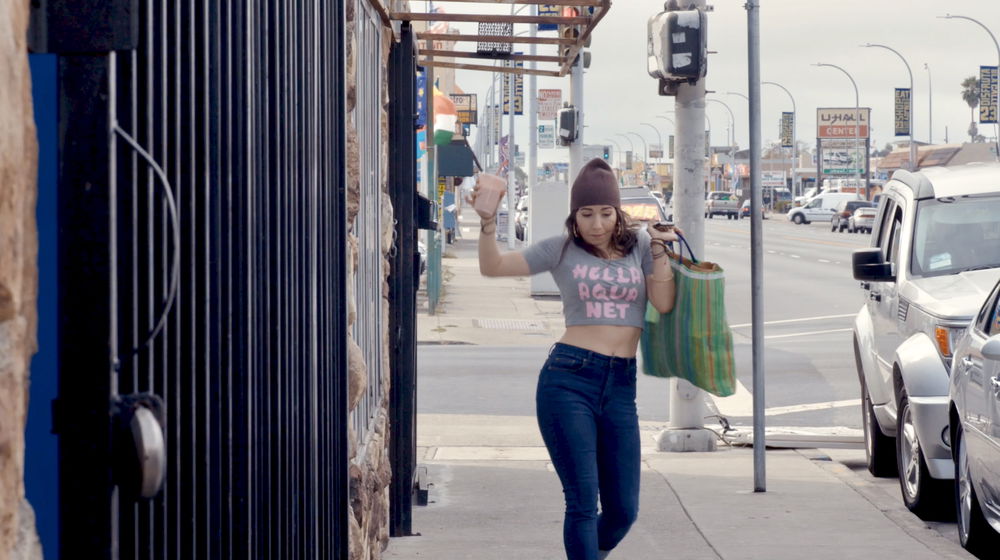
left=980, top=65, right=998, bottom=124
left=649, top=144, right=663, bottom=159
left=502, top=56, right=525, bottom=116
left=450, top=93, right=478, bottom=125
left=817, top=107, right=870, bottom=138
left=820, top=138, right=867, bottom=175
left=762, top=171, right=786, bottom=188
left=780, top=112, right=794, bottom=148
left=538, top=88, right=562, bottom=120
left=538, top=125, right=555, bottom=149
left=894, top=88, right=911, bottom=136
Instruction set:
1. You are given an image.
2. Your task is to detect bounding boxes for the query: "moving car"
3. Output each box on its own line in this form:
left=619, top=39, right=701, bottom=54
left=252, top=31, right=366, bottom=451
left=852, top=164, right=1000, bottom=519
left=515, top=195, right=528, bottom=241
left=739, top=199, right=766, bottom=219
left=787, top=192, right=861, bottom=224
left=831, top=200, right=874, bottom=232
left=949, top=278, right=1000, bottom=554
left=705, top=191, right=740, bottom=219
left=847, top=206, right=878, bottom=233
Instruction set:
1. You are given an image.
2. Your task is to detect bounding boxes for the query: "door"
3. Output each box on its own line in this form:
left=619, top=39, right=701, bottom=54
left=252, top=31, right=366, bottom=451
left=870, top=200, right=905, bottom=392
left=979, top=288, right=1000, bottom=503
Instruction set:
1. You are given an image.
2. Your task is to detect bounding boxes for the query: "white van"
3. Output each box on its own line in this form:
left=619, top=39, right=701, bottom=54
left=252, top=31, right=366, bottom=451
left=786, top=192, right=862, bottom=224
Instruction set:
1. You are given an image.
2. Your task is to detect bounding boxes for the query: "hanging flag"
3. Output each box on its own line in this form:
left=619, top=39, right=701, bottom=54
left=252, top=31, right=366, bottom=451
left=432, top=87, right=458, bottom=145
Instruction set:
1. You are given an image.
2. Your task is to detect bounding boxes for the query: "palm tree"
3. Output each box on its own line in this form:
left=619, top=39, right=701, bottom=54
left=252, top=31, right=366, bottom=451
left=961, top=76, right=980, bottom=142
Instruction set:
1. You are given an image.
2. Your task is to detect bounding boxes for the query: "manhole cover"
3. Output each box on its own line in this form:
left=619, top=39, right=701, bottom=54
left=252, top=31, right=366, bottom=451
left=474, top=318, right=548, bottom=330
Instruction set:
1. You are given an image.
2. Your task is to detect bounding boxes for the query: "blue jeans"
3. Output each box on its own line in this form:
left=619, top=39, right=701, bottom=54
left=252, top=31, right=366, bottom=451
left=536, top=343, right=641, bottom=560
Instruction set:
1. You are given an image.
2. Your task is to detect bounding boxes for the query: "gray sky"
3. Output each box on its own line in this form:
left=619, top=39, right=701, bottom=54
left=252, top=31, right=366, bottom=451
left=436, top=0, right=999, bottom=162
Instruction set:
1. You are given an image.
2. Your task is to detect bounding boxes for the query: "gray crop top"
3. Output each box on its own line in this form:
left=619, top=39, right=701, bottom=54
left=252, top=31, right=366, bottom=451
left=522, top=229, right=654, bottom=329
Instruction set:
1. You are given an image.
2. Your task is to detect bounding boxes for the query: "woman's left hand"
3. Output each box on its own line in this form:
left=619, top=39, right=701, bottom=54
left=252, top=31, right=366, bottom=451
left=647, top=223, right=684, bottom=243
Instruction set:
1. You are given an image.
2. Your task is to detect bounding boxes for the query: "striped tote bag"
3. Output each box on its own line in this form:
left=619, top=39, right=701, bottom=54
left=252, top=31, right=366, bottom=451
left=640, top=235, right=736, bottom=397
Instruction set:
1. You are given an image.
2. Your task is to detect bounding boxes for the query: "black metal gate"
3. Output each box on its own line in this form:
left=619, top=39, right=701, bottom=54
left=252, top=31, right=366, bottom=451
left=31, top=1, right=349, bottom=558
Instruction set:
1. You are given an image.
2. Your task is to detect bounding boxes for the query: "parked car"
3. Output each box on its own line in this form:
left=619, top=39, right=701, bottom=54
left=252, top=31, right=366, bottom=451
left=705, top=191, right=740, bottom=219
left=787, top=192, right=862, bottom=224
left=739, top=199, right=766, bottom=219
left=847, top=206, right=878, bottom=234
left=831, top=200, right=874, bottom=232
left=949, top=278, right=1000, bottom=554
left=852, top=164, right=1000, bottom=518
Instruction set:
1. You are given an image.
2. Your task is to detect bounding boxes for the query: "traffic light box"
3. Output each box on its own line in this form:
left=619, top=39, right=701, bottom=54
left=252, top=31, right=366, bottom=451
left=647, top=8, right=707, bottom=95
left=558, top=106, right=579, bottom=146
left=558, top=7, right=592, bottom=69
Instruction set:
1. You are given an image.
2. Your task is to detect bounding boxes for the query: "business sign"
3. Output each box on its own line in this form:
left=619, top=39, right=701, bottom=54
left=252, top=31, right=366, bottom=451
left=668, top=135, right=675, bottom=159
left=416, top=70, right=428, bottom=128
left=537, top=4, right=560, bottom=31
left=649, top=144, right=663, bottom=159
left=762, top=171, right=786, bottom=188
left=980, top=65, right=998, bottom=124
left=537, top=124, right=555, bottom=149
left=537, top=88, right=562, bottom=120
left=817, top=107, right=870, bottom=139
left=780, top=112, right=794, bottom=148
left=450, top=93, right=478, bottom=125
left=820, top=138, right=867, bottom=175
left=894, top=88, right=911, bottom=136
left=491, top=104, right=502, bottom=145
left=502, top=55, right=525, bottom=116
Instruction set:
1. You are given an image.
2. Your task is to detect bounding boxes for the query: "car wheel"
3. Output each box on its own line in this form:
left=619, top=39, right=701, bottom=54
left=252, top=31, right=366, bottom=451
left=897, top=388, right=952, bottom=519
left=856, top=339, right=896, bottom=477
left=830, top=220, right=837, bottom=232
left=792, top=213, right=804, bottom=225
left=955, top=424, right=998, bottom=554
left=847, top=224, right=855, bottom=233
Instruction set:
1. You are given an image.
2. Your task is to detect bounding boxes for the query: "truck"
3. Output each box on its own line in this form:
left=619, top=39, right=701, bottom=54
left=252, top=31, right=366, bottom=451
left=704, top=191, right=740, bottom=219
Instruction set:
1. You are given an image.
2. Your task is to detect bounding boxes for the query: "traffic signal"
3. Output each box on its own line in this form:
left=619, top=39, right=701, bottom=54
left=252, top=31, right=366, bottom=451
left=602, top=146, right=610, bottom=160
left=558, top=7, right=580, bottom=65
left=647, top=8, right=707, bottom=82
left=558, top=106, right=579, bottom=146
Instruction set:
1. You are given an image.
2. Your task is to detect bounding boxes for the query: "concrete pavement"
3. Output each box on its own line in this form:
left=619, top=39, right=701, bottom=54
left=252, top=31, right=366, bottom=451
left=387, top=208, right=973, bottom=559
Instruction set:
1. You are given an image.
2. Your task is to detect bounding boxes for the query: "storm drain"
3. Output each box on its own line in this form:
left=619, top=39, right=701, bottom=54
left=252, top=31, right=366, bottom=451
left=474, top=318, right=549, bottom=330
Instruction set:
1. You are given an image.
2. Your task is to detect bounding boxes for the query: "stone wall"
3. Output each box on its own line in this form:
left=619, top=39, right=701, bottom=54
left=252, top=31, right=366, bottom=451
left=0, top=1, right=42, bottom=559
left=345, top=1, right=395, bottom=558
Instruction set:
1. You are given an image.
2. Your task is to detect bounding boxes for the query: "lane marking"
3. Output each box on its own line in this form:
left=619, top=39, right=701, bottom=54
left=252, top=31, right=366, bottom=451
left=764, top=328, right=853, bottom=340
left=818, top=259, right=831, bottom=263
left=709, top=225, right=866, bottom=248
left=710, top=378, right=860, bottom=418
left=731, top=313, right=855, bottom=329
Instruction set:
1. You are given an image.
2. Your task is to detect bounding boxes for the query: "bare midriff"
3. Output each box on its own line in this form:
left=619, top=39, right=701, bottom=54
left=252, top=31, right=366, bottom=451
left=558, top=325, right=642, bottom=358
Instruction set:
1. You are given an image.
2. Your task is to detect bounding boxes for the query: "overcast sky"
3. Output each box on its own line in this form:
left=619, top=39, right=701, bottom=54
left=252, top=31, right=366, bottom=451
left=432, top=0, right=999, bottom=162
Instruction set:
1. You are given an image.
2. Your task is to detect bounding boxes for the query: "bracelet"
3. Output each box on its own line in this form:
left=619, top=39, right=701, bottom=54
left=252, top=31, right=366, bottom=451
left=651, top=249, right=669, bottom=259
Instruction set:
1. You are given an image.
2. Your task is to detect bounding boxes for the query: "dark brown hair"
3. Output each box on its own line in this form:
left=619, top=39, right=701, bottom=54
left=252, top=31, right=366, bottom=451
left=562, top=207, right=638, bottom=260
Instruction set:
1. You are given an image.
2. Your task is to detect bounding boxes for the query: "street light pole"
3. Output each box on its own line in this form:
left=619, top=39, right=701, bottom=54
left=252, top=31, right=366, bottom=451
left=814, top=63, right=865, bottom=198
left=708, top=98, right=737, bottom=192
left=925, top=63, right=933, bottom=144
left=627, top=131, right=649, bottom=186
left=761, top=82, right=798, bottom=198
left=939, top=14, right=1000, bottom=161
left=616, top=133, right=635, bottom=185
left=641, top=122, right=663, bottom=188
left=863, top=43, right=917, bottom=171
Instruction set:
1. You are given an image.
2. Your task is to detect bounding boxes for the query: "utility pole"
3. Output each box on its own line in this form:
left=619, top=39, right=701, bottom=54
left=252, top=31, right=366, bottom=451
left=658, top=0, right=715, bottom=453
left=925, top=63, right=932, bottom=144
left=568, top=55, right=584, bottom=183
left=507, top=58, right=517, bottom=249
left=528, top=4, right=538, bottom=221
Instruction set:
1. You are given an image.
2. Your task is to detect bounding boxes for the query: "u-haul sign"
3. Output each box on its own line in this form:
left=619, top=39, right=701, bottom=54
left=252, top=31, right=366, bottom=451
left=817, top=107, right=870, bottom=139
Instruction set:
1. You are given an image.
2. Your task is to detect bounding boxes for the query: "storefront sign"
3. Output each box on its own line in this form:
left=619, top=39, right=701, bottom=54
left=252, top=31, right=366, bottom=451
left=894, top=88, right=911, bottom=136
left=817, top=107, right=870, bottom=138
left=980, top=65, right=998, bottom=124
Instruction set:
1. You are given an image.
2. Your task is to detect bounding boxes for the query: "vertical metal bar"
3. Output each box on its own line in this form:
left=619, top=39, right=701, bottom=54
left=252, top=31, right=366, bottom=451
left=333, top=0, right=349, bottom=554
left=746, top=0, right=767, bottom=492
left=388, top=22, right=418, bottom=538
left=57, top=52, right=115, bottom=560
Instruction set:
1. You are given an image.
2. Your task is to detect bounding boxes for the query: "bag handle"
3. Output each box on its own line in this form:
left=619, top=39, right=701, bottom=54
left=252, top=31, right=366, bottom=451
left=669, top=232, right=699, bottom=264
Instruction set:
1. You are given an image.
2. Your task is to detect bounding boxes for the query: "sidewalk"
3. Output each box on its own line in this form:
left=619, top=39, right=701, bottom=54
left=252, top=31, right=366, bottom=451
left=387, top=208, right=971, bottom=559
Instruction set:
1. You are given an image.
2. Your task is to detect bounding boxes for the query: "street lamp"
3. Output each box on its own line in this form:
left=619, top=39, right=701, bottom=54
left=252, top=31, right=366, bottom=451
left=640, top=122, right=663, bottom=166
left=939, top=14, right=1000, bottom=160
left=762, top=82, right=798, bottom=198
left=862, top=43, right=917, bottom=171
left=627, top=131, right=649, bottom=185
left=814, top=62, right=865, bottom=197
left=656, top=115, right=676, bottom=180
left=708, top=98, right=737, bottom=192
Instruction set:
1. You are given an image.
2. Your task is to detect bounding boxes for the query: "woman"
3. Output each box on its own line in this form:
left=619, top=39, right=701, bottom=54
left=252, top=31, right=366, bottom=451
left=469, top=158, right=680, bottom=560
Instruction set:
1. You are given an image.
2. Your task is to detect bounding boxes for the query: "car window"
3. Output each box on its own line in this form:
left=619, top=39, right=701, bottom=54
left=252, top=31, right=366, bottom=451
left=909, top=195, right=1000, bottom=277
left=975, top=283, right=1000, bottom=335
left=805, top=198, right=822, bottom=209
left=873, top=198, right=897, bottom=249
left=621, top=198, right=664, bottom=222
left=886, top=207, right=904, bottom=267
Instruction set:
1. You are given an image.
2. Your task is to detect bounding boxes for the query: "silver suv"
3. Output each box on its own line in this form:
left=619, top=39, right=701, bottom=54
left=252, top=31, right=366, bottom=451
left=852, top=164, right=1000, bottom=519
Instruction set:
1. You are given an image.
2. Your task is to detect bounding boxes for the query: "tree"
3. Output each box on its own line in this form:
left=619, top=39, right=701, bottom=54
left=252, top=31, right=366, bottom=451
left=961, top=76, right=980, bottom=142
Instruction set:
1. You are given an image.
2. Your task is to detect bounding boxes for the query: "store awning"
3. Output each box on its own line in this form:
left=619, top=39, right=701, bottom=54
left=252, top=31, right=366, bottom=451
left=391, top=1, right=612, bottom=77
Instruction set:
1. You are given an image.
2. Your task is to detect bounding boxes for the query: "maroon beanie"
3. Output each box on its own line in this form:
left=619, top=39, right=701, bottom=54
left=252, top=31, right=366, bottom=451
left=570, top=158, right=620, bottom=212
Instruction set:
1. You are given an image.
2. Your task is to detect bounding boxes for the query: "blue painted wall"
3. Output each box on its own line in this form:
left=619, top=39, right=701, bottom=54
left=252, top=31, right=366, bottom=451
left=25, top=53, right=58, bottom=559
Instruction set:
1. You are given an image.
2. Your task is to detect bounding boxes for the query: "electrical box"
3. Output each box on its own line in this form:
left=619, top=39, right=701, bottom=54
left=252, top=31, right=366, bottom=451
left=558, top=106, right=579, bottom=146
left=647, top=9, right=707, bottom=82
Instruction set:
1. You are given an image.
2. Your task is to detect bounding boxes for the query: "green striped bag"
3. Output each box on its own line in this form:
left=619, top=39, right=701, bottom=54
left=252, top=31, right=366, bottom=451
left=640, top=235, right=736, bottom=397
